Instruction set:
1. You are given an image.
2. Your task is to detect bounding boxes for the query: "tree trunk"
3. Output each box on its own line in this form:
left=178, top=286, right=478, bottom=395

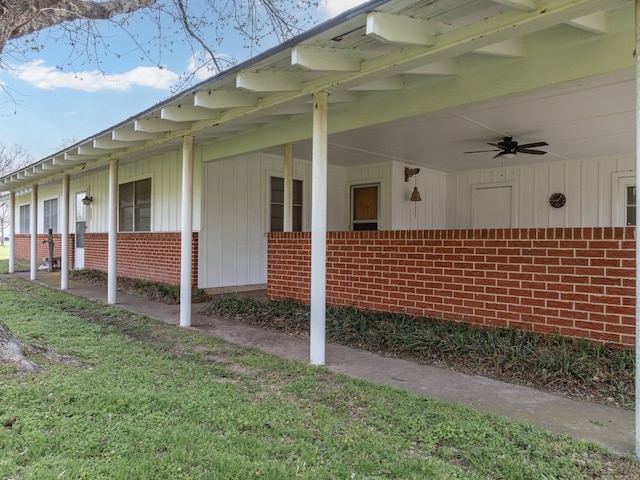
left=0, top=320, right=41, bottom=373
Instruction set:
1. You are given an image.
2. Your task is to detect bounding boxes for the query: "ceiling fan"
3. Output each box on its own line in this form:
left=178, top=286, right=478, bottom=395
left=464, top=136, right=549, bottom=158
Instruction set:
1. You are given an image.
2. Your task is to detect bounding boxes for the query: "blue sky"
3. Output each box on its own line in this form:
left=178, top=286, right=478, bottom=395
left=0, top=0, right=366, bottom=161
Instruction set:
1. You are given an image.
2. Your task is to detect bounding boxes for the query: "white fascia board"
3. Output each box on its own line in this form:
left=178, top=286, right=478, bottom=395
left=366, top=12, right=437, bottom=46
left=291, top=46, right=361, bottom=72
left=194, top=90, right=258, bottom=109
left=567, top=12, right=608, bottom=34
left=236, top=71, right=303, bottom=92
left=134, top=118, right=192, bottom=133
left=161, top=105, right=218, bottom=122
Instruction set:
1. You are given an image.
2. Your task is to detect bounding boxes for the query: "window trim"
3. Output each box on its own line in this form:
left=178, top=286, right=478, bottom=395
left=42, top=197, right=59, bottom=233
left=268, top=175, right=304, bottom=232
left=118, top=177, right=152, bottom=232
left=19, top=204, right=30, bottom=234
left=612, top=173, right=636, bottom=227
left=351, top=182, right=380, bottom=231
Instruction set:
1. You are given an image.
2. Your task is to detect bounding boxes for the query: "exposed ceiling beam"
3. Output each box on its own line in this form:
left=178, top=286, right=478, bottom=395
left=366, top=12, right=437, bottom=46
left=94, top=136, right=133, bottom=150
left=236, top=72, right=303, bottom=92
left=491, top=0, right=538, bottom=11
left=161, top=105, right=217, bottom=122
left=291, top=46, right=361, bottom=72
left=567, top=12, right=608, bottom=34
left=112, top=127, right=164, bottom=142
left=405, top=59, right=459, bottom=75
left=194, top=90, right=258, bottom=109
left=474, top=39, right=524, bottom=57
left=349, top=75, right=405, bottom=91
left=134, top=118, right=192, bottom=133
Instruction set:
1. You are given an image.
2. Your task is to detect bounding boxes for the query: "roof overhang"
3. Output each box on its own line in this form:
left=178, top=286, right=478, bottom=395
left=1, top=0, right=634, bottom=190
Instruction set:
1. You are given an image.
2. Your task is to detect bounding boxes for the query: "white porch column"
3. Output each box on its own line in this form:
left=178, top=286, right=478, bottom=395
left=108, top=159, right=118, bottom=304
left=30, top=185, right=38, bottom=281
left=61, top=174, right=70, bottom=290
left=284, top=143, right=294, bottom=232
left=180, top=135, right=194, bottom=327
left=310, top=91, right=329, bottom=366
left=8, top=191, right=15, bottom=273
left=635, top=0, right=640, bottom=459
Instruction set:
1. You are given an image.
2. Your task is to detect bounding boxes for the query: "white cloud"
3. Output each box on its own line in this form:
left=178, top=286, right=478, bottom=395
left=320, top=0, right=368, bottom=18
left=186, top=52, right=226, bottom=82
left=11, top=60, right=179, bottom=92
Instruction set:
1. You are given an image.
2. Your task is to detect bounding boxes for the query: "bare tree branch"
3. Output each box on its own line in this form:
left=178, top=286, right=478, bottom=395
left=0, top=1, right=158, bottom=53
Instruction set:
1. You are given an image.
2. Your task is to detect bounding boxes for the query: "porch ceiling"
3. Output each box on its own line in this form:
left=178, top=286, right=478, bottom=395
left=0, top=0, right=635, bottom=189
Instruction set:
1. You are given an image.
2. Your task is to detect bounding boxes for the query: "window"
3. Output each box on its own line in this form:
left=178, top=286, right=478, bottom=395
left=119, top=178, right=151, bottom=232
left=615, top=175, right=636, bottom=227
left=352, top=184, right=379, bottom=231
left=270, top=177, right=302, bottom=232
left=19, top=205, right=30, bottom=234
left=625, top=185, right=636, bottom=226
left=43, top=198, right=58, bottom=233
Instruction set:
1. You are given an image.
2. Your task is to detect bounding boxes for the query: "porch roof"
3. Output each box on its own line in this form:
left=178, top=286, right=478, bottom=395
left=0, top=0, right=634, bottom=190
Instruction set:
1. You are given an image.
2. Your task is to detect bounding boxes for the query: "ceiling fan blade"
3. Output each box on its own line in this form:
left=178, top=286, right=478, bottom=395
left=463, top=149, right=500, bottom=154
left=517, top=141, right=548, bottom=149
left=517, top=148, right=547, bottom=155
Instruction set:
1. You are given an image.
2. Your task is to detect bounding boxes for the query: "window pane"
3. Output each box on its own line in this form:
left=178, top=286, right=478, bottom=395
left=627, top=206, right=636, bottom=226
left=271, top=204, right=284, bottom=232
left=43, top=199, right=58, bottom=233
left=293, top=205, right=302, bottom=232
left=20, top=205, right=30, bottom=234
left=119, top=207, right=134, bottom=231
left=627, top=186, right=636, bottom=205
left=293, top=179, right=303, bottom=205
left=271, top=177, right=284, bottom=204
left=135, top=207, right=151, bottom=232
left=119, top=183, right=134, bottom=208
left=136, top=178, right=152, bottom=206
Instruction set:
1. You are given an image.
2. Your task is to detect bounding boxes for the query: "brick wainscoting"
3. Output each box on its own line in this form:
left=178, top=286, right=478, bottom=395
left=14, top=232, right=198, bottom=287
left=268, top=228, right=636, bottom=347
left=84, top=232, right=199, bottom=287
left=14, top=234, right=75, bottom=269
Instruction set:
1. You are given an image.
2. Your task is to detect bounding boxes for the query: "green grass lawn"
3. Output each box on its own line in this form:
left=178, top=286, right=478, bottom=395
left=0, top=246, right=31, bottom=274
left=0, top=279, right=637, bottom=479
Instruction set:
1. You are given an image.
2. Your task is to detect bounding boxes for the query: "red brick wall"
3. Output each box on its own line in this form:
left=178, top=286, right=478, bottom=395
left=84, top=232, right=199, bottom=287
left=268, top=228, right=636, bottom=347
left=14, top=234, right=75, bottom=269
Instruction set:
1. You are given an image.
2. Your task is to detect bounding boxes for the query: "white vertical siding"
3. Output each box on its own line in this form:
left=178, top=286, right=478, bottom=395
left=200, top=152, right=314, bottom=289
left=390, top=162, right=447, bottom=231
left=328, top=166, right=348, bottom=231
left=447, top=155, right=636, bottom=228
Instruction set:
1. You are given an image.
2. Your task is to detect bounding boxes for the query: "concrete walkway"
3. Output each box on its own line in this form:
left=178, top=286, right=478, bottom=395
left=9, top=272, right=636, bottom=456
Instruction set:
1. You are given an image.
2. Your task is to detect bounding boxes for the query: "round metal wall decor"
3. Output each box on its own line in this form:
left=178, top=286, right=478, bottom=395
left=549, top=193, right=566, bottom=208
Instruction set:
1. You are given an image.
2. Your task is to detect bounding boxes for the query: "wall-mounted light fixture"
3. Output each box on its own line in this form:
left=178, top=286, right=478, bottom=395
left=82, top=195, right=93, bottom=206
